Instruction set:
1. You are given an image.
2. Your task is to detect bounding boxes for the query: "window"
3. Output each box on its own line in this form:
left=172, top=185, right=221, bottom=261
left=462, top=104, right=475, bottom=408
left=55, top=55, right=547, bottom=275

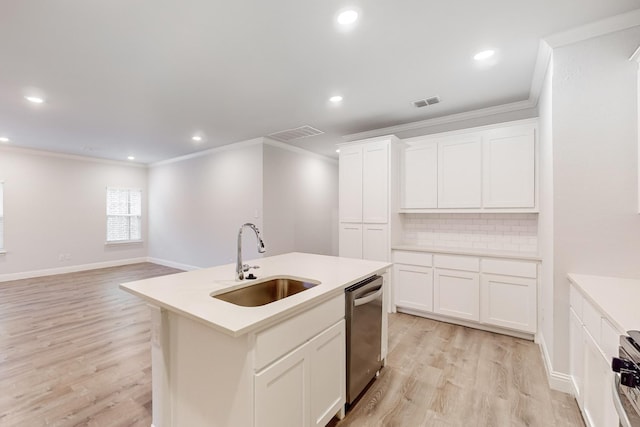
left=106, top=187, right=142, bottom=243
left=0, top=182, right=4, bottom=251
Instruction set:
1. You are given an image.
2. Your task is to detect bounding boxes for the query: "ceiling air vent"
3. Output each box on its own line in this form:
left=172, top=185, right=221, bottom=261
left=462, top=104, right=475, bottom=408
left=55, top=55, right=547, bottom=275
left=268, top=125, right=324, bottom=142
left=413, top=96, right=441, bottom=108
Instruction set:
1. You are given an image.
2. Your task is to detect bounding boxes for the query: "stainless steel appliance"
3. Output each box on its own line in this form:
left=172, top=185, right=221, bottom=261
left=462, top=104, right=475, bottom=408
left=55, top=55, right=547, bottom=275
left=345, top=275, right=384, bottom=406
left=612, top=331, right=640, bottom=427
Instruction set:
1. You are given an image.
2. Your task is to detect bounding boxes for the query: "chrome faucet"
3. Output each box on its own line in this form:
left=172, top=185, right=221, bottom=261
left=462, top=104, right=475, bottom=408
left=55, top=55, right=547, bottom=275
left=236, top=223, right=266, bottom=280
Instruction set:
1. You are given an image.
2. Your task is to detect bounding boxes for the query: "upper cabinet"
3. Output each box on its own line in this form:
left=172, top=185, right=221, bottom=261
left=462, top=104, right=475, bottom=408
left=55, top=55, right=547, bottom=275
left=362, top=141, right=389, bottom=223
left=483, top=126, right=535, bottom=208
left=400, top=119, right=538, bottom=212
left=438, top=135, right=482, bottom=208
left=338, top=145, right=363, bottom=222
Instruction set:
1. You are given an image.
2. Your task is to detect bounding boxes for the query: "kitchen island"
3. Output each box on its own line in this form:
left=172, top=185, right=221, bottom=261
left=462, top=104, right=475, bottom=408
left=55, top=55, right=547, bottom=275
left=120, top=252, right=391, bottom=427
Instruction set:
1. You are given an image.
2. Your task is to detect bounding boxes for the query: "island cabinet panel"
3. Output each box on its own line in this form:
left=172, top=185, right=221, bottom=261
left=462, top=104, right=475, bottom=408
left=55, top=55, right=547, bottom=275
left=255, top=343, right=308, bottom=427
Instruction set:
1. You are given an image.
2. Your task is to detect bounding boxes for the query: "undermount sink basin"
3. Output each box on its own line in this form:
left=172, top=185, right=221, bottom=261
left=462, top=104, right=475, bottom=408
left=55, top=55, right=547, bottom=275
left=211, top=277, right=319, bottom=307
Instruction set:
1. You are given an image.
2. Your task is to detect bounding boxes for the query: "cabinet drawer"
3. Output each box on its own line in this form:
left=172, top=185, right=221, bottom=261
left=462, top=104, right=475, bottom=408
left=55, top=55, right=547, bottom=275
left=255, top=295, right=344, bottom=371
left=434, top=254, right=479, bottom=272
left=482, top=258, right=537, bottom=278
left=569, top=285, right=583, bottom=321
left=392, top=251, right=432, bottom=267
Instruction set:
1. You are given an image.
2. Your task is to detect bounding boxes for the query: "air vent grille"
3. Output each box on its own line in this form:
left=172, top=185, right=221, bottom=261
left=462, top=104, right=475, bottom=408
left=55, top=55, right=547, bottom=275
left=268, top=125, right=324, bottom=142
left=413, top=96, right=441, bottom=108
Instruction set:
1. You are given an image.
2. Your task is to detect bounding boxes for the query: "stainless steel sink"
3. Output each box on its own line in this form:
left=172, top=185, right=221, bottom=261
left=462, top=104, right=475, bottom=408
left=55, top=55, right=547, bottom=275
left=211, top=277, right=319, bottom=307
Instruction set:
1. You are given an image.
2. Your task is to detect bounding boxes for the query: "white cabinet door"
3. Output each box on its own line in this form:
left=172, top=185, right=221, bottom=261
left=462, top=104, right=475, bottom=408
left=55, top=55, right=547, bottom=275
left=394, top=264, right=433, bottom=313
left=339, top=223, right=362, bottom=259
left=362, top=223, right=388, bottom=262
left=339, top=145, right=363, bottom=222
left=433, top=269, right=480, bottom=321
left=308, top=321, right=345, bottom=427
left=582, top=328, right=619, bottom=427
left=438, top=136, right=482, bottom=208
left=480, top=274, right=536, bottom=333
left=483, top=126, right=535, bottom=208
left=569, top=307, right=584, bottom=408
left=401, top=142, right=437, bottom=209
left=362, top=141, right=389, bottom=223
left=255, top=343, right=309, bottom=427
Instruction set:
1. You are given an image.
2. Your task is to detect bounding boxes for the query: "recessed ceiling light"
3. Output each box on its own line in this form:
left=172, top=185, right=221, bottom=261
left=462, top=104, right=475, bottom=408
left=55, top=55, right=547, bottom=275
left=192, top=135, right=202, bottom=142
left=25, top=96, right=45, bottom=104
left=337, top=10, right=358, bottom=25
left=127, top=156, right=135, bottom=160
left=330, top=95, right=343, bottom=103
left=0, top=137, right=9, bottom=143
left=336, top=149, right=340, bottom=153
left=474, top=50, right=495, bottom=61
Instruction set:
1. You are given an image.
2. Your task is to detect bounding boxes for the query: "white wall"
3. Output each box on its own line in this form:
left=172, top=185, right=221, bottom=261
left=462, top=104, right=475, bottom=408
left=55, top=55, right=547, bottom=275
left=537, top=52, right=555, bottom=375
left=148, top=141, right=264, bottom=269
left=551, top=27, right=640, bottom=373
left=262, top=142, right=338, bottom=257
left=0, top=147, right=148, bottom=277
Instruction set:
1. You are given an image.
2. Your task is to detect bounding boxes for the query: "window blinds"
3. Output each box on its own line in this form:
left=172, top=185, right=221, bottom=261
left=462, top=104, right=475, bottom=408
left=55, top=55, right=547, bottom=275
left=106, top=187, right=141, bottom=242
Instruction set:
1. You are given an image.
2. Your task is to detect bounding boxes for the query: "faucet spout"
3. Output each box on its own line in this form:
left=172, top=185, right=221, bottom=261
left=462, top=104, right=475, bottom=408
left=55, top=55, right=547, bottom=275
left=236, top=223, right=266, bottom=281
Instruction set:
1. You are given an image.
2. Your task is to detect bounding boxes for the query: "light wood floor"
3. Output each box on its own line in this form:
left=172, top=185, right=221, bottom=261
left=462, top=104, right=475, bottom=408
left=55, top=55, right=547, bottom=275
left=0, top=263, right=584, bottom=427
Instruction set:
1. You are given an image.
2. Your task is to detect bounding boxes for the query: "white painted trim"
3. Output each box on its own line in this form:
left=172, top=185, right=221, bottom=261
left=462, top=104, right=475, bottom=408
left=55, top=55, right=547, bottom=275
left=342, top=100, right=536, bottom=142
left=263, top=138, right=337, bottom=164
left=529, top=40, right=553, bottom=107
left=544, top=9, right=640, bottom=49
left=400, top=117, right=538, bottom=143
left=146, top=257, right=202, bottom=271
left=0, top=144, right=147, bottom=168
left=630, top=45, right=640, bottom=62
left=150, top=138, right=265, bottom=167
left=0, top=257, right=149, bottom=283
left=536, top=331, right=574, bottom=394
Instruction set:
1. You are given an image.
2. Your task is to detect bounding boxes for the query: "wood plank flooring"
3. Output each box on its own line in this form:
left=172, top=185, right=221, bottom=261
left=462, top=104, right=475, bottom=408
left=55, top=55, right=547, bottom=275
left=0, top=263, right=584, bottom=426
left=329, top=313, right=585, bottom=427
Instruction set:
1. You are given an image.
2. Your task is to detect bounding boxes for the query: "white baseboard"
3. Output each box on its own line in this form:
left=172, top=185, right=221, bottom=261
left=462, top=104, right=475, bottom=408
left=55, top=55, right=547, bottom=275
left=146, top=257, right=202, bottom=271
left=0, top=257, right=149, bottom=282
left=536, top=332, right=573, bottom=394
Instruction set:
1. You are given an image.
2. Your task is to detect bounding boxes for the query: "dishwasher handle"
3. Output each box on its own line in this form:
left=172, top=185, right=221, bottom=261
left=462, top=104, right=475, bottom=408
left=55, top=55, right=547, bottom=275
left=354, top=285, right=383, bottom=307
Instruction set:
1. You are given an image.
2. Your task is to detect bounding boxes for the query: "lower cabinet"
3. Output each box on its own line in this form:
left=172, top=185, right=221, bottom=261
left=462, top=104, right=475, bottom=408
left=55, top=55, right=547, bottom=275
left=255, top=320, right=345, bottom=427
left=339, top=222, right=389, bottom=262
left=434, top=269, right=479, bottom=322
left=569, top=284, right=620, bottom=427
left=338, top=223, right=362, bottom=259
left=394, top=264, right=433, bottom=312
left=480, top=274, right=536, bottom=333
left=392, top=250, right=538, bottom=337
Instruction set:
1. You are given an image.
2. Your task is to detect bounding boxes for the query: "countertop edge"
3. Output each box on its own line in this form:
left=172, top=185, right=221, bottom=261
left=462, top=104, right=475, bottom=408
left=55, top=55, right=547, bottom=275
left=391, top=245, right=541, bottom=261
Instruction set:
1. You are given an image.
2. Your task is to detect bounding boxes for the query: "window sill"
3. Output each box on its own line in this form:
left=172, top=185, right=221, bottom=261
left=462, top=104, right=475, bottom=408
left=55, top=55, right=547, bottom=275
left=105, top=240, right=144, bottom=246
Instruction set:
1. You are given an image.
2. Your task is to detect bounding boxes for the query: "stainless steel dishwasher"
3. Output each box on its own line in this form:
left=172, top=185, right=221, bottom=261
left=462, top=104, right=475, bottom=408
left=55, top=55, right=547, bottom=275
left=345, top=275, right=384, bottom=406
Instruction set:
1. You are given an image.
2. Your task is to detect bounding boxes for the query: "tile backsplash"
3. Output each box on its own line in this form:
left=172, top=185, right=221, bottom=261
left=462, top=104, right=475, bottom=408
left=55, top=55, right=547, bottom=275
left=402, top=213, right=538, bottom=253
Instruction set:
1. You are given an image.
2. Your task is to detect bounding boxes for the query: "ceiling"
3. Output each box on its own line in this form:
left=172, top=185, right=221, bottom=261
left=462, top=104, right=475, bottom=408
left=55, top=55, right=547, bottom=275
left=1, top=1, right=639, bottom=164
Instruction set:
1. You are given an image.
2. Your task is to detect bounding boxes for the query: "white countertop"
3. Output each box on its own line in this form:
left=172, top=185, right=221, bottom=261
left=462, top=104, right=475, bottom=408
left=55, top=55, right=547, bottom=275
left=392, top=244, right=541, bottom=261
left=120, top=252, right=391, bottom=337
left=568, top=273, right=640, bottom=333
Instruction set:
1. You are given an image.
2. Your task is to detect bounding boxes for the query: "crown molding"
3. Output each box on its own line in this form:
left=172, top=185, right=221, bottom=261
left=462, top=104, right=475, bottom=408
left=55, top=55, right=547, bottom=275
left=342, top=99, right=536, bottom=142
left=263, top=138, right=337, bottom=164
left=0, top=144, right=147, bottom=168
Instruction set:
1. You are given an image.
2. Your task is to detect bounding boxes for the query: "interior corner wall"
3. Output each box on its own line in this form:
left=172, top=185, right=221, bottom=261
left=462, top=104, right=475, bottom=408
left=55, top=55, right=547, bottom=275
left=262, top=143, right=338, bottom=257
left=148, top=143, right=264, bottom=269
left=0, top=148, right=148, bottom=276
left=551, top=27, right=640, bottom=373
left=537, top=53, right=555, bottom=367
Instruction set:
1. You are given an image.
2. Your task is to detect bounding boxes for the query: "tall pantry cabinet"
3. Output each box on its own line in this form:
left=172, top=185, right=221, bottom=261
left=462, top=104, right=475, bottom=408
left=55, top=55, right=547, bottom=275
left=338, top=136, right=396, bottom=262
